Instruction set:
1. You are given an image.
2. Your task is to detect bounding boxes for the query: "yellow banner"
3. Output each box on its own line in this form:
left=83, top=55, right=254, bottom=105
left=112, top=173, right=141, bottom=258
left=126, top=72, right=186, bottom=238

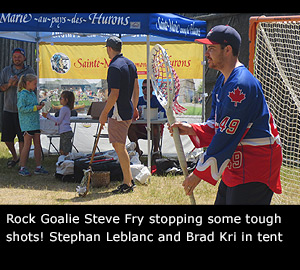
left=39, top=42, right=203, bottom=79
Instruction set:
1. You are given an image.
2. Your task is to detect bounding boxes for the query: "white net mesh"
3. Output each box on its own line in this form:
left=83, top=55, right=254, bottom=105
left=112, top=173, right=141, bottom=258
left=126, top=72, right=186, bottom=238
left=150, top=44, right=187, bottom=114
left=254, top=21, right=300, bottom=204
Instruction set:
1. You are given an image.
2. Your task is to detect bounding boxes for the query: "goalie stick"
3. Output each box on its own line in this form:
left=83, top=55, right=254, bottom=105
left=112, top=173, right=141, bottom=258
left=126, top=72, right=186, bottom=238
left=150, top=44, right=196, bottom=205
left=76, top=124, right=104, bottom=197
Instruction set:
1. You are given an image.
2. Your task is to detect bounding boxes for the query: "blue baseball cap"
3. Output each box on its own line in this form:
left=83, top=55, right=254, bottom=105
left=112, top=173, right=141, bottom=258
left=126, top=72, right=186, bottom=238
left=12, top=48, right=26, bottom=57
left=195, top=25, right=241, bottom=51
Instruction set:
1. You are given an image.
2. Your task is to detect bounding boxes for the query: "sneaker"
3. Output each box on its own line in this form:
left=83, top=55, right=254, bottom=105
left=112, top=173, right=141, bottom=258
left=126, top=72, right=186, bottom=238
left=7, top=158, right=19, bottom=168
left=34, top=166, right=49, bottom=175
left=131, top=179, right=136, bottom=188
left=112, top=183, right=134, bottom=194
left=19, top=167, right=31, bottom=177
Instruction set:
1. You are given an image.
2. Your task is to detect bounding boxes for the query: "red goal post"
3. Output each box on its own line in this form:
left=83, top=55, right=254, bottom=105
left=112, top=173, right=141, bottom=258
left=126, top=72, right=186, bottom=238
left=249, top=15, right=300, bottom=74
left=248, top=15, right=300, bottom=204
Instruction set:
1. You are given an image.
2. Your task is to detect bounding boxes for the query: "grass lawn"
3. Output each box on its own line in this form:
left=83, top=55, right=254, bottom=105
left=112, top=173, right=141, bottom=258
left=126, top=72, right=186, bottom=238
left=51, top=100, right=91, bottom=107
left=183, top=106, right=202, bottom=116
left=2, top=135, right=300, bottom=205
left=0, top=138, right=217, bottom=205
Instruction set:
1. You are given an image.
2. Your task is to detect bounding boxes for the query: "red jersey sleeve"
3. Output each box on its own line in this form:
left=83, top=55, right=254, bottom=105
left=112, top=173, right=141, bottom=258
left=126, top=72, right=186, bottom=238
left=189, top=120, right=215, bottom=148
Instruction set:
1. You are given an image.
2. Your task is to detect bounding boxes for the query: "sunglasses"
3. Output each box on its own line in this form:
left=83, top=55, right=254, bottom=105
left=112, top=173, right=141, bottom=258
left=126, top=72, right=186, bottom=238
left=142, top=85, right=153, bottom=90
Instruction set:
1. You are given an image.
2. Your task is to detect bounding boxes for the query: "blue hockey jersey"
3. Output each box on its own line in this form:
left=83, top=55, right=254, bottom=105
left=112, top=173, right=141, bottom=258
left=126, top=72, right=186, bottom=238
left=189, top=65, right=282, bottom=194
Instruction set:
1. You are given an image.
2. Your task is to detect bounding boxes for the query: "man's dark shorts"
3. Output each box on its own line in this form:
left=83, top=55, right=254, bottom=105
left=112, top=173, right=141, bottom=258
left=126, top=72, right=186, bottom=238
left=214, top=180, right=274, bottom=205
left=1, top=111, right=24, bottom=143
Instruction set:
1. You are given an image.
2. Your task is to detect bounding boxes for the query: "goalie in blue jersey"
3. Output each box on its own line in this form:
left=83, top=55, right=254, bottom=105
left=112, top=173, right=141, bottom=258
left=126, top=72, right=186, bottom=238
left=169, top=25, right=282, bottom=205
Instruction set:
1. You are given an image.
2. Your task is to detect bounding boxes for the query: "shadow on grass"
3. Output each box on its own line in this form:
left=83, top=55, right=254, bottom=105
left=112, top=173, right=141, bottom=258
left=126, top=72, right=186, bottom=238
left=0, top=156, right=120, bottom=196
left=65, top=190, right=116, bottom=203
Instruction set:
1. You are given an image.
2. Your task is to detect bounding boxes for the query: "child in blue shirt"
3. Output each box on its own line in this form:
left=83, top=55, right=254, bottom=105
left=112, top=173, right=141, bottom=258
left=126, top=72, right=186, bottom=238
left=17, top=74, right=48, bottom=176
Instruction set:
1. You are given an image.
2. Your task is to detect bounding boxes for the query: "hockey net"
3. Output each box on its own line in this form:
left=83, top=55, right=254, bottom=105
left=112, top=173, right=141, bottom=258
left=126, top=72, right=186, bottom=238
left=249, top=16, right=300, bottom=204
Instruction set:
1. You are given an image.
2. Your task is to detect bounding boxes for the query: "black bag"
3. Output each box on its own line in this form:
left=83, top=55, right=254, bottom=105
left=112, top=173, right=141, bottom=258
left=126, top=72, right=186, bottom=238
left=154, top=158, right=197, bottom=176
left=154, top=158, right=180, bottom=176
left=74, top=158, right=123, bottom=183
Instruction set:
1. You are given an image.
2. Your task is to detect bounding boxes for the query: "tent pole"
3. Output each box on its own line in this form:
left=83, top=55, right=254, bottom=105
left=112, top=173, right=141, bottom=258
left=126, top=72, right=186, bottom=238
left=146, top=35, right=151, bottom=172
left=35, top=33, right=40, bottom=98
left=202, top=44, right=206, bottom=123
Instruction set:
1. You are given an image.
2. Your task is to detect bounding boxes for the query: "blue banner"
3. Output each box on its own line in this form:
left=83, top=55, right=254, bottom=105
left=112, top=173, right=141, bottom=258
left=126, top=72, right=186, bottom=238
left=0, top=13, right=206, bottom=42
left=0, top=13, right=149, bottom=34
left=149, top=13, right=207, bottom=41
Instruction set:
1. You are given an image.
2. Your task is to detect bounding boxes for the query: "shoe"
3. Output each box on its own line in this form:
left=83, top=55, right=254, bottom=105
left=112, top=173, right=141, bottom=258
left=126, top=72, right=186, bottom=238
left=19, top=167, right=31, bottom=177
left=112, top=183, right=134, bottom=194
left=131, top=179, right=136, bottom=188
left=7, top=158, right=20, bottom=168
left=34, top=166, right=49, bottom=175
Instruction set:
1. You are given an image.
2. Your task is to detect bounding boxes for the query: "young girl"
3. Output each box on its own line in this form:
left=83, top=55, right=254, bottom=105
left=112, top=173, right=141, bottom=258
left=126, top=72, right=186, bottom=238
left=17, top=74, right=48, bottom=176
left=42, top=91, right=75, bottom=156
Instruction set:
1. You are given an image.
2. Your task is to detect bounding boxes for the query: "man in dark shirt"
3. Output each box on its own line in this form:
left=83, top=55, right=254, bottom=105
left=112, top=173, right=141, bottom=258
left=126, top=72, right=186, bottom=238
left=128, top=79, right=166, bottom=157
left=99, top=36, right=139, bottom=194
